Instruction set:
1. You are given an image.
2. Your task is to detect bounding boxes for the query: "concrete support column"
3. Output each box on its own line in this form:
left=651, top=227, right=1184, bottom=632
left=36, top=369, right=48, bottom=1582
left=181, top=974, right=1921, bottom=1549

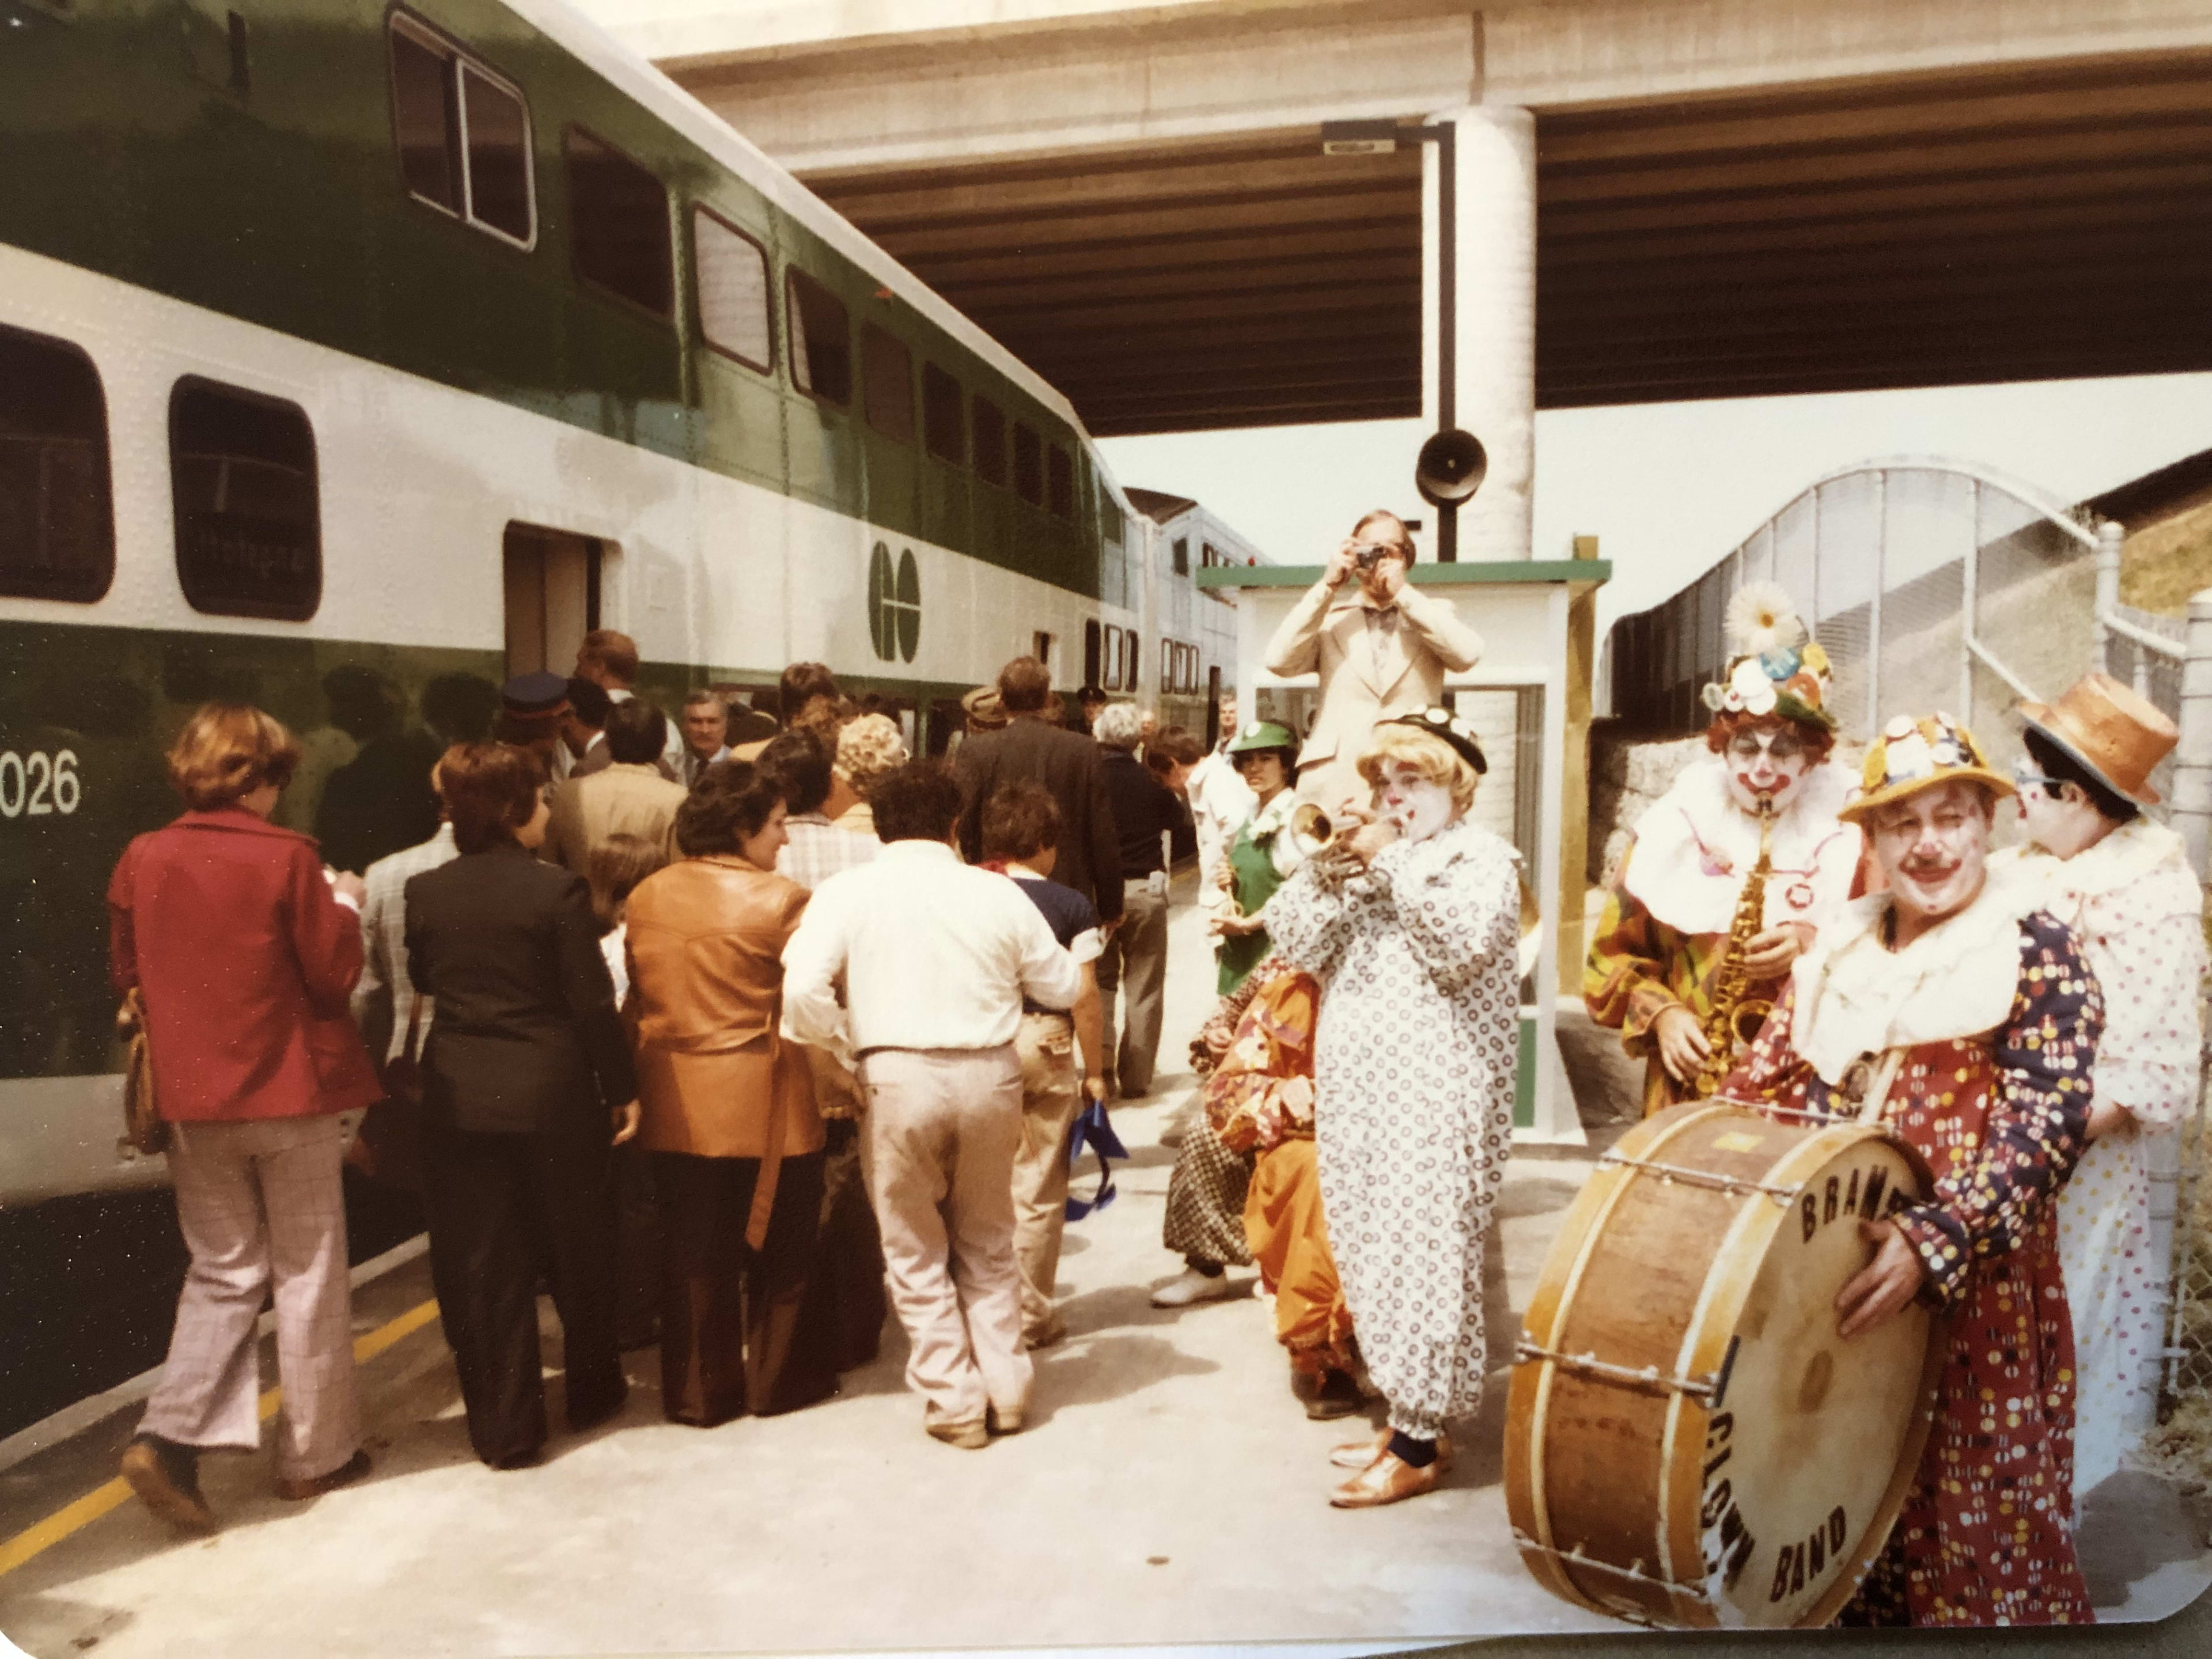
left=1424, top=104, right=1536, bottom=563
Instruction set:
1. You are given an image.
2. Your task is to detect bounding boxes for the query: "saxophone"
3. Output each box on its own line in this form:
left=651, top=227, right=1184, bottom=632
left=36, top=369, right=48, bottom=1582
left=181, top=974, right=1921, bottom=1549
left=1692, top=795, right=1777, bottom=1099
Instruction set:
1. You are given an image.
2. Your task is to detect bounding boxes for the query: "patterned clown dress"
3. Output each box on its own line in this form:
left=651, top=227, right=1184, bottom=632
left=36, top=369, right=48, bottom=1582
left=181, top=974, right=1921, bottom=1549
left=1995, top=821, right=2205, bottom=1498
left=1723, top=892, right=2100, bottom=1627
left=1263, top=816, right=1521, bottom=1440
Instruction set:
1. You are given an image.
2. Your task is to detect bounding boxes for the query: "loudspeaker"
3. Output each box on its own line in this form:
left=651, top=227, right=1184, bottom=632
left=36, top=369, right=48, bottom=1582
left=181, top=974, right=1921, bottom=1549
left=1415, top=428, right=1487, bottom=507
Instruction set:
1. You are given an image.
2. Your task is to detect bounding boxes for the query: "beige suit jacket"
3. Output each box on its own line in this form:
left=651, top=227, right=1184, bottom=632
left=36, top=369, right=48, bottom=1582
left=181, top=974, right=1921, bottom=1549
left=543, top=762, right=688, bottom=877
left=1263, top=577, right=1483, bottom=807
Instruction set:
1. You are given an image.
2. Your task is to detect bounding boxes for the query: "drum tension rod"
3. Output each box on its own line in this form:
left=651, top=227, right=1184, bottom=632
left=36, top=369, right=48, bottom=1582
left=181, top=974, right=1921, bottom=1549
left=1510, top=1531, right=1712, bottom=1604
left=1598, top=1150, right=1801, bottom=1205
left=1512, top=1338, right=1722, bottom=1401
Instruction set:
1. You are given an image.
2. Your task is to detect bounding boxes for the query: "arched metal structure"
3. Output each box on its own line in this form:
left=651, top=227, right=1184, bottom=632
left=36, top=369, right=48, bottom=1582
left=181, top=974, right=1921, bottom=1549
left=1603, top=455, right=2133, bottom=777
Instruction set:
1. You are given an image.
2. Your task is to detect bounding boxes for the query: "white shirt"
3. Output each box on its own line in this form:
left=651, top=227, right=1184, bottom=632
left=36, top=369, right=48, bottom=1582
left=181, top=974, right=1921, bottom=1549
left=781, top=840, right=1083, bottom=1058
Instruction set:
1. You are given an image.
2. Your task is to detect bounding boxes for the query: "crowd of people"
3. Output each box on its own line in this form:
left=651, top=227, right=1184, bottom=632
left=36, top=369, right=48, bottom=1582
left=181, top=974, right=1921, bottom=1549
left=96, top=504, right=2202, bottom=1622
left=101, top=626, right=1278, bottom=1528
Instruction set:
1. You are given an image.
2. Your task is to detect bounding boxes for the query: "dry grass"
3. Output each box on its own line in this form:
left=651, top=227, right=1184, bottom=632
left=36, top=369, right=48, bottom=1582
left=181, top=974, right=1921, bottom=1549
left=2121, top=498, right=2212, bottom=616
left=2134, top=1111, right=2212, bottom=1488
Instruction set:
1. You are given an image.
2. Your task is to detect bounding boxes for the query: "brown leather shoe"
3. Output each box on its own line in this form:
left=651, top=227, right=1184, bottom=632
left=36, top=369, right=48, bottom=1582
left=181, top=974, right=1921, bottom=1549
left=986, top=1402, right=1024, bottom=1436
left=120, top=1435, right=216, bottom=1532
left=925, top=1415, right=989, bottom=1449
left=275, top=1448, right=372, bottom=1502
left=1329, top=1449, right=1440, bottom=1509
left=1328, top=1429, right=1453, bottom=1473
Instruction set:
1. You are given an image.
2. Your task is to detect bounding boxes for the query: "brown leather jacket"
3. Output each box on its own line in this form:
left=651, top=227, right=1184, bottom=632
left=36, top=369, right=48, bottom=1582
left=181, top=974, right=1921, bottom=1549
left=624, top=856, right=821, bottom=1160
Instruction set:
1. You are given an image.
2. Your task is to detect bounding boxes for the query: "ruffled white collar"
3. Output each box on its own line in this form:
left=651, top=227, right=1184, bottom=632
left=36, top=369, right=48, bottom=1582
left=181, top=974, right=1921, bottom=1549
left=1787, top=865, right=2039, bottom=1086
left=1991, top=817, right=2191, bottom=916
left=1623, top=757, right=1862, bottom=937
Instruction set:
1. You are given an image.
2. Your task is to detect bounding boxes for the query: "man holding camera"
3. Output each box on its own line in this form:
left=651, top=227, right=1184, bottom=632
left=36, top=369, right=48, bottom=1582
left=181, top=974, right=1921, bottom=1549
left=1263, top=510, right=1483, bottom=817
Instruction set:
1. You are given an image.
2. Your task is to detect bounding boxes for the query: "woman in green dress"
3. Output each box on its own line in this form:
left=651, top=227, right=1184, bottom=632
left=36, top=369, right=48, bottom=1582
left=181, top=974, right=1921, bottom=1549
left=1207, top=722, right=1306, bottom=993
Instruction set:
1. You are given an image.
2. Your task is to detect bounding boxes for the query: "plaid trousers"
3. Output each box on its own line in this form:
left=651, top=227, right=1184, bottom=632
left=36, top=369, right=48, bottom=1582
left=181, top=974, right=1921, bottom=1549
left=139, top=1115, right=361, bottom=1482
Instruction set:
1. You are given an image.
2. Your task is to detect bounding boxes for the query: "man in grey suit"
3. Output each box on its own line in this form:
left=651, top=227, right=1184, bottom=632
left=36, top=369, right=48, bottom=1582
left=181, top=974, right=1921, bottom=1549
left=1264, top=509, right=1483, bottom=815
left=953, top=657, right=1124, bottom=927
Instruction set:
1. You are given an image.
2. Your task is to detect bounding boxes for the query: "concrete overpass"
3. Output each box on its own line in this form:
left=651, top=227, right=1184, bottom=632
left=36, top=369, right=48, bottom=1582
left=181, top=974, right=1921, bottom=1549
left=578, top=0, right=2212, bottom=562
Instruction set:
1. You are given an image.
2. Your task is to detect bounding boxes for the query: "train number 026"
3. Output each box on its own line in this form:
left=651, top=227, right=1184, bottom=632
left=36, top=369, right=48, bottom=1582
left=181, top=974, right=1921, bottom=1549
left=0, top=750, right=82, bottom=818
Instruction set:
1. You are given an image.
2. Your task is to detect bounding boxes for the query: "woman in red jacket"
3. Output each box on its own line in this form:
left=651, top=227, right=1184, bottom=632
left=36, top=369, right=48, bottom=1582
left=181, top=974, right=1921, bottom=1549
left=108, top=704, right=384, bottom=1531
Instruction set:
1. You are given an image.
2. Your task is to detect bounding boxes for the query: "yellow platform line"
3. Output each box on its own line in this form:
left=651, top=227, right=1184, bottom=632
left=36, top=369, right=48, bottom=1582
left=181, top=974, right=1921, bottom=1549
left=0, top=1297, right=440, bottom=1581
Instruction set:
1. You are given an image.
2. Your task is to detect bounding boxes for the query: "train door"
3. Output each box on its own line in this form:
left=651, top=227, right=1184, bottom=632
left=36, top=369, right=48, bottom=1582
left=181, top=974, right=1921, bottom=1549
left=503, top=522, right=603, bottom=678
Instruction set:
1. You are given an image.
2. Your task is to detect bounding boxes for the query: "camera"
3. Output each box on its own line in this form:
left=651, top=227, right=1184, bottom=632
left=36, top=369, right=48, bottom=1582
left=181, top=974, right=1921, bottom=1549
left=1351, top=542, right=1398, bottom=571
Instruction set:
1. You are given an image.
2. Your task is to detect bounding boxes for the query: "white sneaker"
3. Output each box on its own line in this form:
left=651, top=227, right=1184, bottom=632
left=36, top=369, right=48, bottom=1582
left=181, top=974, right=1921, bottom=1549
left=1150, top=1268, right=1234, bottom=1308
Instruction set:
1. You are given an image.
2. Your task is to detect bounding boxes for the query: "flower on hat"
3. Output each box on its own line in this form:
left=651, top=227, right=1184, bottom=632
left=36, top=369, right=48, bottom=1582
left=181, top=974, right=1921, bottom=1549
left=1728, top=656, right=1778, bottom=717
left=1882, top=732, right=1935, bottom=787
left=1800, top=642, right=1831, bottom=678
left=1725, top=581, right=1809, bottom=658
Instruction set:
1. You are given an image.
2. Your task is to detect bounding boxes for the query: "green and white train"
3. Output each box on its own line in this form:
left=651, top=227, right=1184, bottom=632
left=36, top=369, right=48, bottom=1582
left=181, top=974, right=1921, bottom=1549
left=0, top=0, right=1232, bottom=1204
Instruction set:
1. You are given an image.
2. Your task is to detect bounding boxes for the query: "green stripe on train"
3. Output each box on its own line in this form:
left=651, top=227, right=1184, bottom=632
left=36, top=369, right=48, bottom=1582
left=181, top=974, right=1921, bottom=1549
left=0, top=617, right=984, bottom=1084
left=0, top=0, right=1112, bottom=600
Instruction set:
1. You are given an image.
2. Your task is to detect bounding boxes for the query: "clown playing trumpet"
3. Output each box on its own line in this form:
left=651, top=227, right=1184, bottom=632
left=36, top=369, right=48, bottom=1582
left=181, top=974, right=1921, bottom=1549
left=1585, top=585, right=1863, bottom=1116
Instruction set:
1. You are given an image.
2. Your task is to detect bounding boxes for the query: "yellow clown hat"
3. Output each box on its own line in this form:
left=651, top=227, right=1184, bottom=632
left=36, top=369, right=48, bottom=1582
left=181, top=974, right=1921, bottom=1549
left=1837, top=712, right=2014, bottom=825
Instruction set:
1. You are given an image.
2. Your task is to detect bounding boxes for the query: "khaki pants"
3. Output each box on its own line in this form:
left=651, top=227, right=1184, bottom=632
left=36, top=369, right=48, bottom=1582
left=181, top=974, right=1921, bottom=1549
left=1010, top=1012, right=1083, bottom=1344
left=1096, top=880, right=1169, bottom=1096
left=858, top=1046, right=1031, bottom=1429
left=140, top=1116, right=360, bottom=1483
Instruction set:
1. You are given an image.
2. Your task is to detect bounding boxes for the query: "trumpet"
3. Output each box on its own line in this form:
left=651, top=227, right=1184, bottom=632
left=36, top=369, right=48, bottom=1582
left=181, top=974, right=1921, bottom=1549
left=1290, top=802, right=1336, bottom=858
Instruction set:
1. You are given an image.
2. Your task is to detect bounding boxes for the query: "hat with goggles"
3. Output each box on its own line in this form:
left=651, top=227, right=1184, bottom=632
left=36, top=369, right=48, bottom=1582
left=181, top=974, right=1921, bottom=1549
left=1838, top=712, right=2013, bottom=825
left=1372, top=705, right=1488, bottom=775
left=1699, top=582, right=1836, bottom=733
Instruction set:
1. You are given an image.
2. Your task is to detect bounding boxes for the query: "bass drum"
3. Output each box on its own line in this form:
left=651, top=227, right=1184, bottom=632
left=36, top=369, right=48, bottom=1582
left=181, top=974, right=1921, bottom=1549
left=1504, top=1101, right=1942, bottom=1628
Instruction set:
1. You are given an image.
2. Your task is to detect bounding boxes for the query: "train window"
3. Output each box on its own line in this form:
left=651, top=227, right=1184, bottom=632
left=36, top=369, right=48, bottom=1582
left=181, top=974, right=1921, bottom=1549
left=693, top=208, right=771, bottom=371
left=1124, top=634, right=1138, bottom=694
left=861, top=324, right=915, bottom=444
left=566, top=127, right=672, bottom=317
left=971, top=396, right=1006, bottom=487
left=1172, top=537, right=1189, bottom=576
left=460, top=67, right=531, bottom=241
left=922, top=363, right=964, bottom=464
left=1084, top=618, right=1101, bottom=686
left=1047, top=445, right=1074, bottom=520
left=1012, top=423, right=1043, bottom=507
left=786, top=268, right=852, bottom=405
left=1099, top=496, right=1124, bottom=547
left=0, top=324, right=115, bottom=604
left=169, top=377, right=320, bottom=622
left=387, top=14, right=535, bottom=247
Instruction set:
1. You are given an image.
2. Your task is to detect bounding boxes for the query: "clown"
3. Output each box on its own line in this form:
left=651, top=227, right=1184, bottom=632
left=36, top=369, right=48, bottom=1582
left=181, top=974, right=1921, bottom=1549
left=1586, top=584, right=1862, bottom=1116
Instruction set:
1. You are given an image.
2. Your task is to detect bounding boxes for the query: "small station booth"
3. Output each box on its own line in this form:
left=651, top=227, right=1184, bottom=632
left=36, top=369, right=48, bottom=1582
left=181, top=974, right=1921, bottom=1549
left=1195, top=555, right=1609, bottom=1141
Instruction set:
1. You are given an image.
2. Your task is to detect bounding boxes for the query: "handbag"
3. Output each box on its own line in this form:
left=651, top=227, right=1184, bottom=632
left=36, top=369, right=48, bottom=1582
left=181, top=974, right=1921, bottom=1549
left=1063, top=1098, right=1128, bottom=1222
left=351, top=995, right=427, bottom=1192
left=118, top=988, right=169, bottom=1156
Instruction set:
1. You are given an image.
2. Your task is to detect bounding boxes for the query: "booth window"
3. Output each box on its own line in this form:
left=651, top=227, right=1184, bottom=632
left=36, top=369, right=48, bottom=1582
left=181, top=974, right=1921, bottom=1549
left=786, top=268, right=852, bottom=404
left=1012, top=422, right=1043, bottom=507
left=1047, top=445, right=1074, bottom=520
left=388, top=14, right=534, bottom=247
left=861, top=324, right=915, bottom=443
left=922, top=363, right=965, bottom=464
left=693, top=208, right=772, bottom=371
left=972, top=396, right=1007, bottom=486
left=0, top=324, right=114, bottom=603
left=170, top=377, right=321, bottom=621
left=566, top=127, right=671, bottom=317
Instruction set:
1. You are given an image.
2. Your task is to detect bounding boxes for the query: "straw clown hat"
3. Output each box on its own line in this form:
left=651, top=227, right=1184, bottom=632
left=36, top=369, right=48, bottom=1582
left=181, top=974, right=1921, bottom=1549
left=1699, top=583, right=1838, bottom=733
left=1837, top=712, right=2013, bottom=825
left=2017, top=671, right=2177, bottom=806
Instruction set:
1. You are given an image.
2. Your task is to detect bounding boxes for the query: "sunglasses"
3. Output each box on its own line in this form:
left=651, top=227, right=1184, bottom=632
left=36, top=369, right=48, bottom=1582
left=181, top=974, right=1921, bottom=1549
left=2010, top=757, right=2065, bottom=797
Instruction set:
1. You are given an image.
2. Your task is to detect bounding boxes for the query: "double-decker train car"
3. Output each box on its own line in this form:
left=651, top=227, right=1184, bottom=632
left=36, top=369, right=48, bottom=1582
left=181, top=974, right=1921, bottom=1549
left=0, top=0, right=1226, bottom=1205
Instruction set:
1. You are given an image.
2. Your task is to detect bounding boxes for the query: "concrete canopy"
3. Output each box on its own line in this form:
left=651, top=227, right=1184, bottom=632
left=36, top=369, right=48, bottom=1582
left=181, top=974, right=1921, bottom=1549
left=605, top=1, right=2212, bottom=435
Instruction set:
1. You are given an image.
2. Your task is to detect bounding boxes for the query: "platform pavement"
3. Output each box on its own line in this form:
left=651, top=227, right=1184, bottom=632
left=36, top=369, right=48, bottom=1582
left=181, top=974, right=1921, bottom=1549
left=2, top=895, right=2206, bottom=1656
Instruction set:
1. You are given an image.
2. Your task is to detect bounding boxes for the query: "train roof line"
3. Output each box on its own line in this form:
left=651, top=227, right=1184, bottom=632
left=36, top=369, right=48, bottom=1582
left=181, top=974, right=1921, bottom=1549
left=506, top=0, right=1100, bottom=465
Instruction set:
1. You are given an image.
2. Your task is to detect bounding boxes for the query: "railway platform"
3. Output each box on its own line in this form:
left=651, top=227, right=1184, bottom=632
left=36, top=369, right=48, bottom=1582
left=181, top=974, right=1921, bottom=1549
left=2, top=898, right=2207, bottom=1657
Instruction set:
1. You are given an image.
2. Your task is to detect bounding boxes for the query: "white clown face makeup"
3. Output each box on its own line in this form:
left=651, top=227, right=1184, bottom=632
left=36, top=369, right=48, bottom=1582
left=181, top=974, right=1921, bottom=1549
left=1379, top=761, right=1456, bottom=842
left=1722, top=719, right=1815, bottom=813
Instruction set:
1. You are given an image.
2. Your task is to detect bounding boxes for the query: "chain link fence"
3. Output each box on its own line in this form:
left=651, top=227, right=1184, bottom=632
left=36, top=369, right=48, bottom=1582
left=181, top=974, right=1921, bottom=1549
left=1603, top=457, right=2212, bottom=1475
